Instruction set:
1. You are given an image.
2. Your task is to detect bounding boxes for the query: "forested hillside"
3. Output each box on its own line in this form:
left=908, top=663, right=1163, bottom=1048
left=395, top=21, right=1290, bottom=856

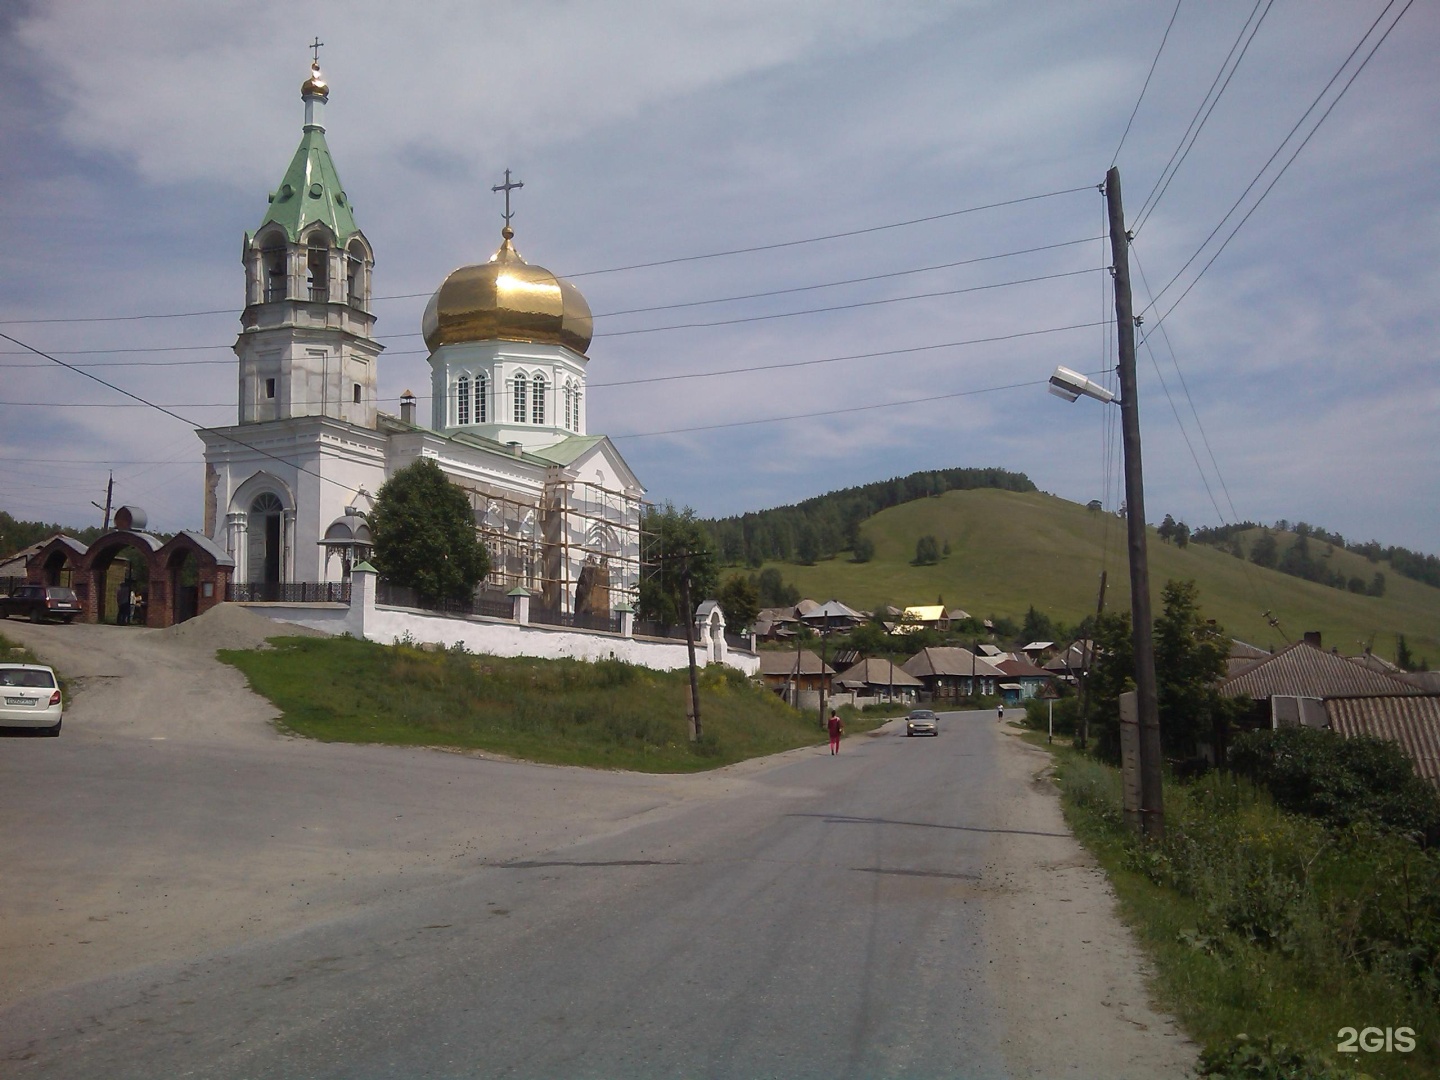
left=702, top=467, right=1034, bottom=567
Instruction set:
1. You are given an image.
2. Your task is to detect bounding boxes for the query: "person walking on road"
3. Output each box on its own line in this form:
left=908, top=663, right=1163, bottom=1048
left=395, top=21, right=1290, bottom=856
left=828, top=711, right=843, bottom=755
left=997, top=702, right=1005, bottom=723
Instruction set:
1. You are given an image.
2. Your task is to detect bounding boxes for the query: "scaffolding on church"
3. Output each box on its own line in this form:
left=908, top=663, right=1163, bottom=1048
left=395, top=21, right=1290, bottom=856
left=459, top=476, right=644, bottom=618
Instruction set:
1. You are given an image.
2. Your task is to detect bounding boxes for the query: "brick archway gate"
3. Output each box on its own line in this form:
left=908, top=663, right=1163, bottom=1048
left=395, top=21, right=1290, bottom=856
left=26, top=530, right=234, bottom=629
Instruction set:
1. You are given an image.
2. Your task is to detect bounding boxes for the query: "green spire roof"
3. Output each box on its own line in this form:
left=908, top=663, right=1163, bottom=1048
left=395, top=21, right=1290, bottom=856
left=252, top=125, right=359, bottom=244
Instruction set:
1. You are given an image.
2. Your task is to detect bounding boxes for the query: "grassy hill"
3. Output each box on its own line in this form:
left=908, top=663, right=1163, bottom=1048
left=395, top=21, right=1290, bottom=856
left=745, top=488, right=1440, bottom=665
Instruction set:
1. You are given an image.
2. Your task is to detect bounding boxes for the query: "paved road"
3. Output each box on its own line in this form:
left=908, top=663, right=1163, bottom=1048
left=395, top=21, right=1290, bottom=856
left=0, top=617, right=1194, bottom=1078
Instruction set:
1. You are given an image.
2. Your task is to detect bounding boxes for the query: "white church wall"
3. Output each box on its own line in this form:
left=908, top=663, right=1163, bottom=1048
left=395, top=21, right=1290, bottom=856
left=238, top=571, right=759, bottom=676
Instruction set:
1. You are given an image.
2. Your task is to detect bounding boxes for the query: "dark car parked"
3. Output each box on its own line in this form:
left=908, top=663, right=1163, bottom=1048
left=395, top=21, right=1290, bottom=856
left=0, top=585, right=82, bottom=624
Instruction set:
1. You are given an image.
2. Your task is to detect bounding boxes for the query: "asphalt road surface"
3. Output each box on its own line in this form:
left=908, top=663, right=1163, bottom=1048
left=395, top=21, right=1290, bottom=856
left=0, top=615, right=1194, bottom=1078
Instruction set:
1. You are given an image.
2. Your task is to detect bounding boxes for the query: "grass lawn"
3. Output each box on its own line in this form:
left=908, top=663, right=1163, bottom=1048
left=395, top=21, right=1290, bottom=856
left=220, top=635, right=885, bottom=771
left=1022, top=731, right=1439, bottom=1080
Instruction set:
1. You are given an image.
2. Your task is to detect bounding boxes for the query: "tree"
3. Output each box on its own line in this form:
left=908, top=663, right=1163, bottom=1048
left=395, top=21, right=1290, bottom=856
left=795, top=522, right=820, bottom=566
left=1087, top=499, right=1103, bottom=514
left=846, top=619, right=893, bottom=656
left=715, top=573, right=759, bottom=631
left=1368, top=571, right=1387, bottom=598
left=851, top=536, right=875, bottom=563
left=1250, top=530, right=1278, bottom=569
left=1395, top=634, right=1417, bottom=673
left=1158, top=514, right=1177, bottom=543
left=1174, top=522, right=1190, bottom=549
left=1087, top=610, right=1135, bottom=763
left=369, top=458, right=489, bottom=604
left=1020, top=605, right=1056, bottom=644
left=913, top=535, right=940, bottom=565
left=636, top=503, right=718, bottom=625
left=1153, top=580, right=1232, bottom=759
left=756, top=567, right=800, bottom=608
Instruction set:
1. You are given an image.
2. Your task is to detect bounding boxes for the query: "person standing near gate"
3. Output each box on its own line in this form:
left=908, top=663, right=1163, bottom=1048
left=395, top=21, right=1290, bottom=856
left=116, top=579, right=132, bottom=626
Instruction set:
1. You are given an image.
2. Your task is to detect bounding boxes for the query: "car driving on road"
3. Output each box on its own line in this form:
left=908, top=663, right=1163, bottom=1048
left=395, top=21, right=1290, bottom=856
left=0, top=663, right=63, bottom=736
left=905, top=708, right=938, bottom=737
left=0, top=584, right=82, bottom=623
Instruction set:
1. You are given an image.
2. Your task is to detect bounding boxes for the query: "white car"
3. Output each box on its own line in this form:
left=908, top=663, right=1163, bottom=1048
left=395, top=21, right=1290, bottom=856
left=0, top=664, right=63, bottom=736
left=905, top=709, right=939, bottom=737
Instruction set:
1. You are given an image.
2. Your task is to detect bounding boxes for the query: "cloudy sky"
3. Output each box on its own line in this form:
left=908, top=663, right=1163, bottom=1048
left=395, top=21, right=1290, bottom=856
left=1, top=0, right=1435, bottom=553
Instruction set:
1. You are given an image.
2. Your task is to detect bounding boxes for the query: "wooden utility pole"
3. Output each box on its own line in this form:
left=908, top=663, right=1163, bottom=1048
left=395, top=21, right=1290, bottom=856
left=1107, top=166, right=1164, bottom=841
left=1076, top=569, right=1107, bottom=749
left=91, top=472, right=114, bottom=530
left=679, top=553, right=701, bottom=741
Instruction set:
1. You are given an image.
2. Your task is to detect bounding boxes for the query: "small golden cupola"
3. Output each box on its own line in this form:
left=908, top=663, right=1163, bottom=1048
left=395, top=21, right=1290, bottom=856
left=422, top=225, right=593, bottom=355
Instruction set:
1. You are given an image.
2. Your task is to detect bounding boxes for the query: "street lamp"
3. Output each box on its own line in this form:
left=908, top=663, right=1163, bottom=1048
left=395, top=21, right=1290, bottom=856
left=1047, top=166, right=1164, bottom=841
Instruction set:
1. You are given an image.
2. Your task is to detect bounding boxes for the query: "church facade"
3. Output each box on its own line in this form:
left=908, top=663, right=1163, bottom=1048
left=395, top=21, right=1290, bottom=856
left=200, top=61, right=644, bottom=616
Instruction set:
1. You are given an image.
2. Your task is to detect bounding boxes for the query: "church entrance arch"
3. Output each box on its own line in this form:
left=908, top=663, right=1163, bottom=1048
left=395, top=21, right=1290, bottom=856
left=167, top=547, right=201, bottom=624
left=249, top=491, right=285, bottom=588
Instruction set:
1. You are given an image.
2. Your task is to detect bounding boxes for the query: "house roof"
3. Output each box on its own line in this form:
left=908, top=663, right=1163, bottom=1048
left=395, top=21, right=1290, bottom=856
left=1348, top=652, right=1402, bottom=675
left=758, top=649, right=834, bottom=677
left=996, top=657, right=1051, bottom=679
left=794, top=599, right=821, bottom=617
left=804, top=599, right=864, bottom=622
left=835, top=658, right=923, bottom=689
left=1396, top=671, right=1440, bottom=693
left=1229, top=639, right=1272, bottom=660
left=1325, top=694, right=1440, bottom=789
left=1221, top=641, right=1423, bottom=700
left=903, top=647, right=1004, bottom=679
left=978, top=644, right=1005, bottom=657
left=1045, top=640, right=1095, bottom=672
left=1021, top=640, right=1055, bottom=652
left=903, top=605, right=946, bottom=623
left=946, top=608, right=971, bottom=621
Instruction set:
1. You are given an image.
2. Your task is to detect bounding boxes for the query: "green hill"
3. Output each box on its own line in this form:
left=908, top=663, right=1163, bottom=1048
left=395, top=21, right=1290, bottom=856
left=744, top=488, right=1440, bottom=666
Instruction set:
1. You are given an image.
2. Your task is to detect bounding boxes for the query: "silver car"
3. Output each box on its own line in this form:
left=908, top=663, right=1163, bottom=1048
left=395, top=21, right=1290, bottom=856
left=905, top=709, right=938, bottom=737
left=0, top=664, right=63, bottom=736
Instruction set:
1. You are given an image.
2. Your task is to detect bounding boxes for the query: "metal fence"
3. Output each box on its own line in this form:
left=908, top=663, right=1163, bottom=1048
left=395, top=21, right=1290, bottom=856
left=375, top=583, right=514, bottom=620
left=530, top=606, right=622, bottom=634
left=633, top=620, right=690, bottom=642
left=227, top=582, right=351, bottom=604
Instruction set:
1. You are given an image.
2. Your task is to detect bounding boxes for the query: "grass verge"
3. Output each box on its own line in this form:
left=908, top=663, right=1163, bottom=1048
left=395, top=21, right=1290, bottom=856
left=1025, top=733, right=1439, bottom=1080
left=220, top=634, right=884, bottom=771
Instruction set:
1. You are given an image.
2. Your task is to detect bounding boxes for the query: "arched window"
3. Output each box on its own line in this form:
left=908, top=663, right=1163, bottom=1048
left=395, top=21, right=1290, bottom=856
left=346, top=240, right=367, bottom=308
left=476, top=371, right=489, bottom=423
left=247, top=491, right=286, bottom=587
left=456, top=374, right=471, bottom=426
left=307, top=237, right=329, bottom=302
left=531, top=373, right=546, bottom=424
left=263, top=247, right=287, bottom=302
left=513, top=373, right=528, bottom=424
left=563, top=382, right=574, bottom=431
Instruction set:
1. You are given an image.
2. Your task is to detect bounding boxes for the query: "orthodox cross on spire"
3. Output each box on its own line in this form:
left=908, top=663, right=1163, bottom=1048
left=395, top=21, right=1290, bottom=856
left=310, top=37, right=325, bottom=64
left=491, top=169, right=524, bottom=228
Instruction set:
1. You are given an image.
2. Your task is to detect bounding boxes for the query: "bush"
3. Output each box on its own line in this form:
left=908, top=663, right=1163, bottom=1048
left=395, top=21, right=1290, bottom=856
left=1023, top=696, right=1077, bottom=735
left=1198, top=1033, right=1368, bottom=1079
left=1230, top=727, right=1440, bottom=837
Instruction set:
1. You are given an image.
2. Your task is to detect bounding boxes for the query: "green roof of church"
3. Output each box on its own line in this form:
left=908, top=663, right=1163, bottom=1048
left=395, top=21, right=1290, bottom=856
left=252, top=125, right=359, bottom=244
left=531, top=435, right=606, bottom=467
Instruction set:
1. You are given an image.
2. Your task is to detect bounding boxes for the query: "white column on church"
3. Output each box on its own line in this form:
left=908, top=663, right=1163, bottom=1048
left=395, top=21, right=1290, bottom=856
left=226, top=512, right=249, bottom=583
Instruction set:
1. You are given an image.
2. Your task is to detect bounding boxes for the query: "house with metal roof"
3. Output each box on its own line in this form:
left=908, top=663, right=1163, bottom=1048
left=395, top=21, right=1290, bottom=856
left=834, top=657, right=923, bottom=704
left=1324, top=694, right=1440, bottom=789
left=903, top=647, right=1004, bottom=701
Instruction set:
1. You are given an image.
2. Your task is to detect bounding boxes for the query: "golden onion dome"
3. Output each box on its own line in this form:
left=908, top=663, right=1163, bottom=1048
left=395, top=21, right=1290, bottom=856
left=422, top=228, right=593, bottom=354
left=301, top=61, right=329, bottom=99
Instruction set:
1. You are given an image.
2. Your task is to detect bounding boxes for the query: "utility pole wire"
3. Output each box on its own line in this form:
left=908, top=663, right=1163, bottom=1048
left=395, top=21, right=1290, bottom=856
left=1138, top=0, right=1406, bottom=321
left=1111, top=0, right=1185, bottom=168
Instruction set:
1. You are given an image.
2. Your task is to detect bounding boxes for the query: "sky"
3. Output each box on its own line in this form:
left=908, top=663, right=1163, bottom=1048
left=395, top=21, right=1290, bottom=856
left=1, top=0, right=1436, bottom=554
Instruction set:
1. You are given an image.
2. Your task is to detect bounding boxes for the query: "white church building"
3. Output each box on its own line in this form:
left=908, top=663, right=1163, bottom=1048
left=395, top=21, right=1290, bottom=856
left=200, top=61, right=644, bottom=618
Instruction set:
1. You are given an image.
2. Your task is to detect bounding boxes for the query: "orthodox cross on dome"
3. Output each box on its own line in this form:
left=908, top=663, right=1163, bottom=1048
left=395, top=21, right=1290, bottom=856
left=310, top=37, right=325, bottom=63
left=491, top=169, right=524, bottom=229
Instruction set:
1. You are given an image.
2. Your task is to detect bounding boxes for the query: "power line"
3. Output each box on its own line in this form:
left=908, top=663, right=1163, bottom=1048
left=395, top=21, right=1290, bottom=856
left=1140, top=0, right=1412, bottom=335
left=1138, top=0, right=1405, bottom=320
left=0, top=186, right=1095, bottom=326
left=1133, top=0, right=1274, bottom=233
left=1112, top=0, right=1184, bottom=168
left=593, top=268, right=1100, bottom=339
left=0, top=330, right=362, bottom=499
left=610, top=376, right=1051, bottom=440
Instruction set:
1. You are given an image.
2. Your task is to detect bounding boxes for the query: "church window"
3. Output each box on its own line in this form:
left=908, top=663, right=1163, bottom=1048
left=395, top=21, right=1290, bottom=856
left=346, top=241, right=367, bottom=309
left=476, top=372, right=489, bottom=423
left=353, top=383, right=362, bottom=404
left=457, top=375, right=471, bottom=426
left=513, top=374, right=528, bottom=424
left=531, top=374, right=546, bottom=425
left=263, top=248, right=286, bottom=302
left=307, top=238, right=329, bottom=302
left=265, top=378, right=276, bottom=399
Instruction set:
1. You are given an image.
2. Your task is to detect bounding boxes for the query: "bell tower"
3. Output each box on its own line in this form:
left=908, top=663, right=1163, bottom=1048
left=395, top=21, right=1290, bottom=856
left=235, top=55, right=382, bottom=427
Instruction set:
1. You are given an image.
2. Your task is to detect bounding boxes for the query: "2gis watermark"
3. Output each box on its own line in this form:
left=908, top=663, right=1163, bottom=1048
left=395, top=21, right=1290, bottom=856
left=1336, top=1026, right=1416, bottom=1054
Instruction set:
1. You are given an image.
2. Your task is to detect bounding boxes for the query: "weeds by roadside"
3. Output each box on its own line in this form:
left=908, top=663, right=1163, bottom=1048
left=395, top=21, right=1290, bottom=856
left=1040, top=739, right=1439, bottom=1080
